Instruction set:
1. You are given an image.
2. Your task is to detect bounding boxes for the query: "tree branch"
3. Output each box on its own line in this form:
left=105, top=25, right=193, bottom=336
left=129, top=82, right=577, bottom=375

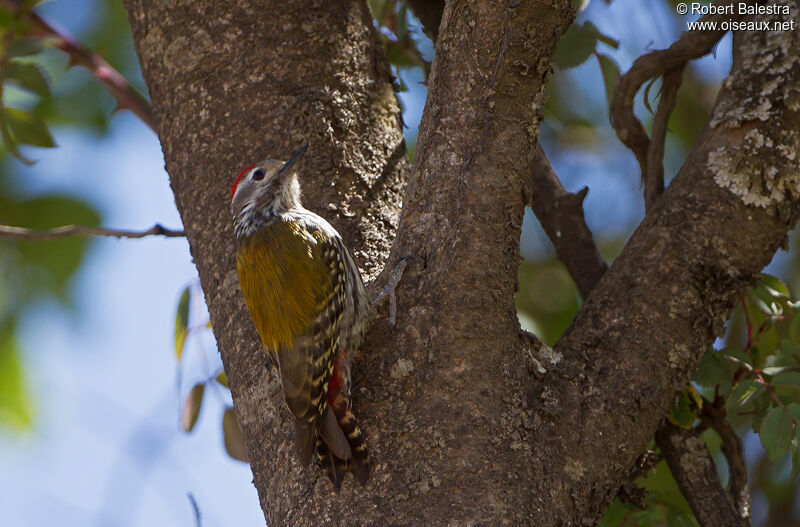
left=702, top=396, right=751, bottom=521
left=0, top=223, right=185, bottom=240
left=656, top=421, right=749, bottom=527
left=530, top=24, right=755, bottom=527
left=643, top=65, right=683, bottom=211
left=0, top=0, right=157, bottom=131
left=526, top=7, right=800, bottom=522
left=527, top=139, right=748, bottom=523
left=524, top=145, right=607, bottom=299
left=124, top=0, right=800, bottom=524
left=611, top=3, right=754, bottom=210
left=125, top=1, right=409, bottom=524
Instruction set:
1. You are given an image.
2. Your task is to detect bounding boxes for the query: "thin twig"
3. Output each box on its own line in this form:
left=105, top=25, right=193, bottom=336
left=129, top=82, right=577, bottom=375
left=0, top=223, right=184, bottom=240
left=187, top=492, right=202, bottom=527
left=611, top=2, right=756, bottom=209
left=701, top=396, right=750, bottom=522
left=0, top=0, right=157, bottom=131
left=644, top=65, right=684, bottom=211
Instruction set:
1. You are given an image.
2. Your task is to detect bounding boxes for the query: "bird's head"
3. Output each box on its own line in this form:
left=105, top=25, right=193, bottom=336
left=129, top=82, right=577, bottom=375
left=230, top=144, right=308, bottom=227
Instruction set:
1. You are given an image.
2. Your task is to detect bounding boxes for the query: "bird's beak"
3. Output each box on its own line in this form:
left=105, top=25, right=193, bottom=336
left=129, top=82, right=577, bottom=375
left=277, top=144, right=309, bottom=181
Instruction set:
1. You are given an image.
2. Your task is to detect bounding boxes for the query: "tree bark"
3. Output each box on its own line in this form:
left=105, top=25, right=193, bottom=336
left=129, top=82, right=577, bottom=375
left=123, top=0, right=408, bottom=523
left=655, top=422, right=749, bottom=527
left=522, top=16, right=800, bottom=522
left=124, top=0, right=800, bottom=525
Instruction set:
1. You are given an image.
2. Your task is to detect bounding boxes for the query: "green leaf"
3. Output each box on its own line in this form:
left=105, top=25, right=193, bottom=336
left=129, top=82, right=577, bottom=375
left=4, top=61, right=50, bottom=98
left=174, top=286, right=190, bottom=361
left=790, top=315, right=800, bottom=344
left=385, top=42, right=417, bottom=68
left=4, top=108, right=55, bottom=148
left=693, top=349, right=731, bottom=387
left=216, top=371, right=228, bottom=388
left=727, top=379, right=763, bottom=413
left=595, top=53, right=621, bottom=114
left=181, top=383, right=204, bottom=433
left=0, top=327, right=33, bottom=430
left=724, top=347, right=752, bottom=368
left=763, top=365, right=796, bottom=376
left=555, top=22, right=598, bottom=69
left=779, top=338, right=796, bottom=357
left=223, top=407, right=248, bottom=462
left=791, top=434, right=800, bottom=480
left=774, top=384, right=800, bottom=406
left=760, top=274, right=791, bottom=298
left=772, top=371, right=800, bottom=387
left=669, top=386, right=702, bottom=429
left=754, top=327, right=781, bottom=364
left=753, top=402, right=771, bottom=435
left=5, top=38, right=45, bottom=58
left=752, top=296, right=774, bottom=317
left=0, top=112, right=32, bottom=164
left=760, top=406, right=795, bottom=462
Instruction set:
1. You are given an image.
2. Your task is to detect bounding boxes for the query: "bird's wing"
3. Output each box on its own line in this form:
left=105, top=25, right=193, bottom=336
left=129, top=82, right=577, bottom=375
left=277, top=230, right=351, bottom=464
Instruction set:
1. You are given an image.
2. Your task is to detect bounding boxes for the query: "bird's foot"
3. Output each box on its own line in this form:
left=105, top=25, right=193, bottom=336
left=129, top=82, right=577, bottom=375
left=371, top=257, right=410, bottom=328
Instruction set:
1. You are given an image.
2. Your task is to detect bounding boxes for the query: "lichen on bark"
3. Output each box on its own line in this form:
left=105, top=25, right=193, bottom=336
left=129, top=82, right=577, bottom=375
left=708, top=0, right=800, bottom=217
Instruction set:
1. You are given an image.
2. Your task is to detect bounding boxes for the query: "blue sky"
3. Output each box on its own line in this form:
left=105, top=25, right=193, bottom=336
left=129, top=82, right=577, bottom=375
left=0, top=115, right=265, bottom=526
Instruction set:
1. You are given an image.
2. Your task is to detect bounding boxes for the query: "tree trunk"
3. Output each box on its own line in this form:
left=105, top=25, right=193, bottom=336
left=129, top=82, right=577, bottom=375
left=124, top=0, right=800, bottom=525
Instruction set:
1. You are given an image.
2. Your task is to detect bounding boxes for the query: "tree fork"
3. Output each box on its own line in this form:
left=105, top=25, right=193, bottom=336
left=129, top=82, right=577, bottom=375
left=124, top=0, right=800, bottom=525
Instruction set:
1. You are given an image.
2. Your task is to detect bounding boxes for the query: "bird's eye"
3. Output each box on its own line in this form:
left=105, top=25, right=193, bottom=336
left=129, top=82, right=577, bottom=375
left=251, top=168, right=266, bottom=181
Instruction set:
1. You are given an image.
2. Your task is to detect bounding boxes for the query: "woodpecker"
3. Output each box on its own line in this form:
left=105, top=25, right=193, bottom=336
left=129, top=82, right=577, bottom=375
left=230, top=145, right=370, bottom=489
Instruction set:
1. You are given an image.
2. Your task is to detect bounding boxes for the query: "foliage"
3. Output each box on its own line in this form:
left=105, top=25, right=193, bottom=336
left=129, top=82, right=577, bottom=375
left=174, top=285, right=247, bottom=460
left=367, top=0, right=432, bottom=90
left=0, top=190, right=99, bottom=430
left=0, top=324, right=32, bottom=429
left=0, top=3, right=54, bottom=164
left=590, top=275, right=800, bottom=525
left=0, top=0, right=141, bottom=433
left=0, top=0, right=145, bottom=163
left=694, top=274, right=800, bottom=472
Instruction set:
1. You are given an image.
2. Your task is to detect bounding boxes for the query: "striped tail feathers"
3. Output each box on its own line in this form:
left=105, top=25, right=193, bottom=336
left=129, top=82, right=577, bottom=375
left=313, top=405, right=370, bottom=491
left=329, top=403, right=370, bottom=486
left=319, top=406, right=352, bottom=460
left=294, top=405, right=351, bottom=468
left=312, top=348, right=370, bottom=490
left=314, top=438, right=349, bottom=491
left=287, top=342, right=370, bottom=490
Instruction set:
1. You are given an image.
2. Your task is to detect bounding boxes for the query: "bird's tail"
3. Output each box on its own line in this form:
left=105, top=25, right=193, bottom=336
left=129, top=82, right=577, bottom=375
left=314, top=349, right=370, bottom=490
left=314, top=403, right=370, bottom=490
